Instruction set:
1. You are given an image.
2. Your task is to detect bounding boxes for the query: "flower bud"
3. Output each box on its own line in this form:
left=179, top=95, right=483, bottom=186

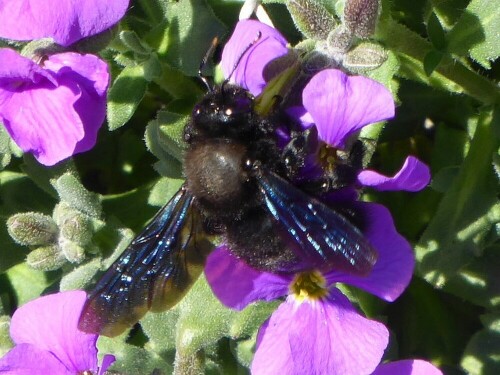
left=26, top=245, right=66, bottom=271
left=327, top=25, right=354, bottom=54
left=53, top=173, right=102, bottom=219
left=53, top=202, right=80, bottom=226
left=59, top=238, right=86, bottom=264
left=287, top=0, right=336, bottom=40
left=344, top=0, right=380, bottom=38
left=59, top=213, right=93, bottom=246
left=7, top=213, right=58, bottom=246
left=344, top=42, right=387, bottom=72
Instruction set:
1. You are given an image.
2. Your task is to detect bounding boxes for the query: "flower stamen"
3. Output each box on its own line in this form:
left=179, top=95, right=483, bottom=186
left=290, top=270, right=328, bottom=303
left=319, top=143, right=340, bottom=174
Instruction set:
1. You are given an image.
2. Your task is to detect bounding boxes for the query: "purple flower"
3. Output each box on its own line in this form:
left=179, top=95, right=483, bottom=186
left=206, top=201, right=415, bottom=375
left=222, top=20, right=430, bottom=193
left=0, top=48, right=109, bottom=165
left=0, top=290, right=114, bottom=374
left=221, top=19, right=288, bottom=96
left=298, top=69, right=430, bottom=191
left=0, top=0, right=130, bottom=46
left=205, top=20, right=434, bottom=374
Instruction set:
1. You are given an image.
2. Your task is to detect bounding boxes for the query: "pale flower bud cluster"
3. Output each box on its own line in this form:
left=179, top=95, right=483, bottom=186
left=6, top=174, right=103, bottom=271
left=287, top=0, right=387, bottom=73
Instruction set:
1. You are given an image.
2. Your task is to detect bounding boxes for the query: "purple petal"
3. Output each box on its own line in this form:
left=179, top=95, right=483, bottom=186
left=0, top=0, right=129, bottom=46
left=0, top=344, right=71, bottom=374
left=44, top=53, right=109, bottom=155
left=358, top=156, right=431, bottom=192
left=325, top=202, right=415, bottom=302
left=302, top=69, right=395, bottom=148
left=372, top=359, right=443, bottom=375
left=10, top=290, right=99, bottom=374
left=285, top=105, right=314, bottom=129
left=0, top=49, right=57, bottom=86
left=221, top=19, right=288, bottom=96
left=205, top=246, right=291, bottom=310
left=98, top=354, right=116, bottom=375
left=0, top=52, right=109, bottom=166
left=252, top=289, right=389, bottom=375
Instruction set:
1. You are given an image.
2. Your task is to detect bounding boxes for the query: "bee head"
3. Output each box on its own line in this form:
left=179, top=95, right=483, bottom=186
left=189, top=84, right=257, bottom=140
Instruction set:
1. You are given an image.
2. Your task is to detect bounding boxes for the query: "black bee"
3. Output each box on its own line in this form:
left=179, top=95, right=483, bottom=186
left=78, top=45, right=378, bottom=337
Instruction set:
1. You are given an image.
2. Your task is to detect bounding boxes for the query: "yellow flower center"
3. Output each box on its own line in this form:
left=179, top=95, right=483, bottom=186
left=318, top=144, right=340, bottom=174
left=290, top=270, right=328, bottom=303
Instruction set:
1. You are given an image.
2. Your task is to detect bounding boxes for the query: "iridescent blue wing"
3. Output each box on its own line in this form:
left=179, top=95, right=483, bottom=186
left=78, top=187, right=213, bottom=337
left=257, top=171, right=377, bottom=275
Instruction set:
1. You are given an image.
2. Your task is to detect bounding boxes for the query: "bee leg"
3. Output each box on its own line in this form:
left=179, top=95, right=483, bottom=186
left=282, top=126, right=319, bottom=180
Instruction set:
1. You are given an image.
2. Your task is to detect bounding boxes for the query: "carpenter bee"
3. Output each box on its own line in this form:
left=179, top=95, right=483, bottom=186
left=78, top=41, right=378, bottom=337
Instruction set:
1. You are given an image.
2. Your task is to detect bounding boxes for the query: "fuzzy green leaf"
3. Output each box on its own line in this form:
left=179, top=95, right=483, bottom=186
left=0, top=125, right=12, bottom=170
left=423, top=50, right=443, bottom=76
left=176, top=275, right=236, bottom=356
left=60, top=257, right=102, bottom=291
left=461, top=313, right=500, bottom=374
left=159, top=0, right=226, bottom=77
left=146, top=111, right=187, bottom=163
left=427, top=12, right=446, bottom=50
left=98, top=337, right=173, bottom=374
left=6, top=263, right=50, bottom=305
left=447, top=0, right=500, bottom=69
left=107, top=64, right=149, bottom=131
left=0, top=316, right=12, bottom=357
left=119, top=30, right=152, bottom=55
left=416, top=108, right=500, bottom=300
left=148, top=177, right=184, bottom=207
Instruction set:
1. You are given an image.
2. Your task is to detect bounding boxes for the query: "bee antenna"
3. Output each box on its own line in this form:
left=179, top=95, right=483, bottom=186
left=222, top=31, right=262, bottom=91
left=199, top=37, right=219, bottom=92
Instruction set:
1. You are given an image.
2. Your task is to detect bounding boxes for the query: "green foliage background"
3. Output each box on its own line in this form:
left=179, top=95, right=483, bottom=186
left=0, top=0, right=499, bottom=374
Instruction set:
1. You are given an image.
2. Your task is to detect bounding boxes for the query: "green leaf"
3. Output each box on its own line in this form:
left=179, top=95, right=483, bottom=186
left=0, top=315, right=14, bottom=357
left=107, top=64, right=149, bottom=130
left=447, top=0, right=500, bottom=68
left=176, top=275, right=235, bottom=355
left=427, top=12, right=446, bottom=50
left=0, top=315, right=12, bottom=357
left=143, top=53, right=163, bottom=81
left=159, top=0, right=226, bottom=77
left=98, top=337, right=173, bottom=374
left=0, top=125, right=12, bottom=170
left=153, top=61, right=204, bottom=100
left=229, top=302, right=278, bottom=367
left=119, top=30, right=152, bottom=55
left=21, top=155, right=75, bottom=198
left=445, top=244, right=500, bottom=309
left=59, top=257, right=102, bottom=291
left=6, top=263, right=50, bottom=306
left=146, top=111, right=187, bottom=163
left=461, top=313, right=500, bottom=375
left=423, top=50, right=443, bottom=76
left=416, top=108, right=500, bottom=298
left=430, top=166, right=461, bottom=193
left=148, top=177, right=184, bottom=207
left=141, top=308, right=180, bottom=355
